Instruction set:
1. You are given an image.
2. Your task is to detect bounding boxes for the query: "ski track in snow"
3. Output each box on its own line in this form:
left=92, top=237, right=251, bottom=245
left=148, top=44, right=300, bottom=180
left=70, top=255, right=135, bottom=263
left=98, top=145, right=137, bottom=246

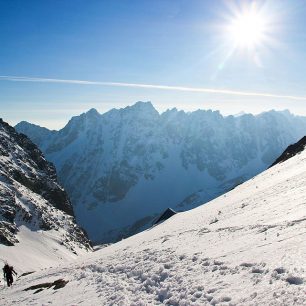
left=1, top=147, right=306, bottom=305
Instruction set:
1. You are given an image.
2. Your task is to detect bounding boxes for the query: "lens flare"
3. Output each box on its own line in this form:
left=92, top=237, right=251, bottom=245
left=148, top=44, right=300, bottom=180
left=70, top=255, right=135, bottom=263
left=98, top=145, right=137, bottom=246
left=223, top=1, right=273, bottom=52
left=228, top=11, right=267, bottom=48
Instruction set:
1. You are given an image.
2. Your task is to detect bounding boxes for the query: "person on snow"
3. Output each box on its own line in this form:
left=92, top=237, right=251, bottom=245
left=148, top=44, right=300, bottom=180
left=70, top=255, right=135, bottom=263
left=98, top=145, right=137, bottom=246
left=3, top=263, right=17, bottom=287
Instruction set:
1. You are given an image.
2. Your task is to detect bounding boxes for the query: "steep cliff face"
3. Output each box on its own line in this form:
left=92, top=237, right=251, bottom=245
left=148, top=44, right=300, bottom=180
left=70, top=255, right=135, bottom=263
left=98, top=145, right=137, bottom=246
left=16, top=103, right=306, bottom=243
left=0, top=119, right=91, bottom=254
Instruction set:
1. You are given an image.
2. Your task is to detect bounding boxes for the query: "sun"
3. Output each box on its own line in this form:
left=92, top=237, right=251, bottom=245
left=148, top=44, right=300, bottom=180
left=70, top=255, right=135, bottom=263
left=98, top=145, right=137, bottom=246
left=215, top=3, right=277, bottom=72
left=227, top=8, right=267, bottom=49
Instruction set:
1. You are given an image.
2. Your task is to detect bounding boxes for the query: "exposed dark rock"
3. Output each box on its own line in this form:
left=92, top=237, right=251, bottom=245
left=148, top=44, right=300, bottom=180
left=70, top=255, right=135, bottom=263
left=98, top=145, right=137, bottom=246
left=0, top=221, right=19, bottom=245
left=19, top=271, right=35, bottom=278
left=270, top=136, right=306, bottom=167
left=24, top=279, right=69, bottom=293
left=153, top=208, right=177, bottom=225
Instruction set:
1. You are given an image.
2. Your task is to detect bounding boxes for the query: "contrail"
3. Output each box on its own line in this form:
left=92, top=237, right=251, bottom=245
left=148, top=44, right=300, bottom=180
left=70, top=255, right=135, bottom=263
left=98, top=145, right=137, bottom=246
left=0, top=75, right=305, bottom=101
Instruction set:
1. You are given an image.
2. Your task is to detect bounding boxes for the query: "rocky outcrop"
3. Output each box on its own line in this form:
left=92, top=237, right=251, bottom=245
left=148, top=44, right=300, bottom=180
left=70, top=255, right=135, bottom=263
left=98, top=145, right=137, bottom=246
left=270, top=136, right=306, bottom=167
left=0, top=119, right=91, bottom=251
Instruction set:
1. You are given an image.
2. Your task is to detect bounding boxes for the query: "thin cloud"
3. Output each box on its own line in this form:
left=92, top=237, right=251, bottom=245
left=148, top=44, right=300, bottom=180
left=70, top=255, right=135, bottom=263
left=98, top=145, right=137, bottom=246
left=1, top=75, right=306, bottom=101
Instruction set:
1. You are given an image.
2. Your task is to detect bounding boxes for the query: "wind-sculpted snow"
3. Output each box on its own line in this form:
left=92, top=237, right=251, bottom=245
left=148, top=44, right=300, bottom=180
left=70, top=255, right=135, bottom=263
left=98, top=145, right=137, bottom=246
left=0, top=119, right=91, bottom=269
left=16, top=102, right=306, bottom=243
left=2, top=143, right=305, bottom=305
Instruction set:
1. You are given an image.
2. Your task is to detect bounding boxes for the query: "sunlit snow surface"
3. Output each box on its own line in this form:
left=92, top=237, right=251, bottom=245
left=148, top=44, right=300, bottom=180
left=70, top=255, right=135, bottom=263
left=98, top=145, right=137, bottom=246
left=2, top=148, right=306, bottom=305
left=0, top=226, right=85, bottom=272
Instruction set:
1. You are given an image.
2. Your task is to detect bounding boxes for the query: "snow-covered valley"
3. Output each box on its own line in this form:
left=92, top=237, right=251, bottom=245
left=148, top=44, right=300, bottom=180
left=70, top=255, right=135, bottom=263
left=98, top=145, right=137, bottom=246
left=1, top=134, right=305, bottom=305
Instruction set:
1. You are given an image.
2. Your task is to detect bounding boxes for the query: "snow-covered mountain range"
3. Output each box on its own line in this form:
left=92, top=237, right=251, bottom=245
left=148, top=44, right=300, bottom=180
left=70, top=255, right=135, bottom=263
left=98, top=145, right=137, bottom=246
left=16, top=102, right=306, bottom=243
left=2, top=127, right=305, bottom=305
left=0, top=119, right=92, bottom=270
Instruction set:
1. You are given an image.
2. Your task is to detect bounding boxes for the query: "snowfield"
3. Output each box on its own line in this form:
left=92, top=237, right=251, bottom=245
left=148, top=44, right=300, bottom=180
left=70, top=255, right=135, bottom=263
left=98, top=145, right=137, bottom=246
left=0, top=225, right=88, bottom=273
left=1, top=146, right=306, bottom=305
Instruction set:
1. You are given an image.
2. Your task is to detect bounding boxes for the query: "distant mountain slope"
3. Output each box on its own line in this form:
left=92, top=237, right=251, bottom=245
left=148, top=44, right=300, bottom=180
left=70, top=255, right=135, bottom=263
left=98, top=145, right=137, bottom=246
left=15, top=121, right=56, bottom=148
left=16, top=102, right=306, bottom=243
left=3, top=125, right=306, bottom=306
left=270, top=135, right=306, bottom=167
left=0, top=119, right=91, bottom=270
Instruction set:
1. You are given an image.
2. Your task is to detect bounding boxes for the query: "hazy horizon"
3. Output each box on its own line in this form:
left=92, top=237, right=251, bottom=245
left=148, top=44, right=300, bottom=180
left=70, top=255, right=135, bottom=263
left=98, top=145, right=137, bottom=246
left=8, top=100, right=301, bottom=131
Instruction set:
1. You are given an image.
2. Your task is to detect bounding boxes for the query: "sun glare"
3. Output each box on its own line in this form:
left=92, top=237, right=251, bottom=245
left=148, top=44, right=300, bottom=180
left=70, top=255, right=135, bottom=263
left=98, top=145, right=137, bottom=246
left=227, top=7, right=267, bottom=49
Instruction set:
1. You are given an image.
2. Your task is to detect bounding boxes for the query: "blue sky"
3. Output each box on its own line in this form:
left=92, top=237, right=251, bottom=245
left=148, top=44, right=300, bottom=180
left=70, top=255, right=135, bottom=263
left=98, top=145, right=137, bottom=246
left=1, top=0, right=306, bottom=129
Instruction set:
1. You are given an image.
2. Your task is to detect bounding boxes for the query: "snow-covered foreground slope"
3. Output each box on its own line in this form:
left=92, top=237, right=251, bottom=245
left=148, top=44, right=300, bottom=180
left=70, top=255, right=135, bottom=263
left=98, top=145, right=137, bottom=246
left=0, top=226, right=87, bottom=272
left=0, top=119, right=92, bottom=272
left=2, top=139, right=305, bottom=305
left=16, top=102, right=306, bottom=243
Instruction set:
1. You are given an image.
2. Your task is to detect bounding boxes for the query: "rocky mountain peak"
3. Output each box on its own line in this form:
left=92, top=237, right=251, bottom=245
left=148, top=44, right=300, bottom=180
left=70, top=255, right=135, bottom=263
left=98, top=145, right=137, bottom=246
left=126, top=101, right=159, bottom=117
left=85, top=108, right=100, bottom=118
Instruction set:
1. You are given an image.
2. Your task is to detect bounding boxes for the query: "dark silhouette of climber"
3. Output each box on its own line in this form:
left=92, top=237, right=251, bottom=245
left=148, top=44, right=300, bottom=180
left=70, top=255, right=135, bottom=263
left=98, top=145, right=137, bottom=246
left=3, top=263, right=17, bottom=287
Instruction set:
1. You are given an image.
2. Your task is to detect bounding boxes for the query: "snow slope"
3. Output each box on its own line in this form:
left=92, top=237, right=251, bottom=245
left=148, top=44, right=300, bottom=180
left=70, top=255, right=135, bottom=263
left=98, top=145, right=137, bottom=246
left=16, top=102, right=306, bottom=244
left=2, top=136, right=305, bottom=305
